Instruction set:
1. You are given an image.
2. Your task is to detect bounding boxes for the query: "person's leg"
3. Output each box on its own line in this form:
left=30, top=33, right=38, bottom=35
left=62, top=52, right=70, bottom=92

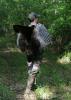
left=25, top=73, right=36, bottom=93
left=25, top=61, right=40, bottom=93
left=25, top=50, right=42, bottom=93
left=25, top=54, right=34, bottom=93
left=31, top=62, right=40, bottom=91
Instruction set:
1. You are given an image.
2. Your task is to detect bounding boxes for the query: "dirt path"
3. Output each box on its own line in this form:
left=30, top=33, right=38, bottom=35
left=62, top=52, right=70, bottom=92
left=16, top=91, right=37, bottom=100
left=10, top=83, right=37, bottom=100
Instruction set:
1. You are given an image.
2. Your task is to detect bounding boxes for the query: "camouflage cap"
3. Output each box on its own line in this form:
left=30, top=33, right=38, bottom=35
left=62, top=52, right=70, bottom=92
left=28, top=12, right=40, bottom=21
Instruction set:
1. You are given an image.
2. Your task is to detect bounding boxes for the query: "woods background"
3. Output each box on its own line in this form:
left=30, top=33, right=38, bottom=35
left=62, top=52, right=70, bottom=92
left=0, top=0, right=71, bottom=100
left=0, top=0, right=71, bottom=52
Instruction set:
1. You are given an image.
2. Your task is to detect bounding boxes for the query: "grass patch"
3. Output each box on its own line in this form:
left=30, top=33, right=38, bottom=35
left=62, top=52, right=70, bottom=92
left=0, top=83, right=16, bottom=100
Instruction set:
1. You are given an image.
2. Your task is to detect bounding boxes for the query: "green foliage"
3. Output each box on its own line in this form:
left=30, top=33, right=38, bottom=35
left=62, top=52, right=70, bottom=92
left=0, top=1, right=71, bottom=99
left=0, top=0, right=70, bottom=52
left=0, top=83, right=16, bottom=100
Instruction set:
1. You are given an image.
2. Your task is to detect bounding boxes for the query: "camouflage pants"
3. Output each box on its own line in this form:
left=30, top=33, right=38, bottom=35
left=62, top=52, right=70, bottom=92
left=25, top=62, right=40, bottom=93
left=25, top=50, right=43, bottom=93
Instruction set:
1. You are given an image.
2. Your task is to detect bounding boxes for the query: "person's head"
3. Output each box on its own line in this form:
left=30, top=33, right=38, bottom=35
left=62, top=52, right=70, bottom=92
left=28, top=12, right=40, bottom=22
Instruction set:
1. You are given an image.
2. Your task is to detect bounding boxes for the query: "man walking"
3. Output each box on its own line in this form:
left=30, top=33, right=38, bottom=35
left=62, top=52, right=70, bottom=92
left=24, top=12, right=52, bottom=94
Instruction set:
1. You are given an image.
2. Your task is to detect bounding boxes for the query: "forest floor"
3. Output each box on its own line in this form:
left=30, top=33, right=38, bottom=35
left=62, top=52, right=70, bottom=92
left=0, top=36, right=71, bottom=100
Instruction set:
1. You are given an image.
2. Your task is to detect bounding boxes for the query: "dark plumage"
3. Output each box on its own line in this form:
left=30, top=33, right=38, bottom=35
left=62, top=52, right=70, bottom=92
left=13, top=25, right=40, bottom=53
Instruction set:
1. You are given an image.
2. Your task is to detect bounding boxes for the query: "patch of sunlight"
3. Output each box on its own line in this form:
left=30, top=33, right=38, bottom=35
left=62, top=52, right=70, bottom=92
left=1, top=47, right=21, bottom=53
left=60, top=84, right=71, bottom=100
left=57, top=52, right=71, bottom=64
left=8, top=47, right=21, bottom=52
left=60, top=84, right=71, bottom=92
left=35, top=86, right=56, bottom=99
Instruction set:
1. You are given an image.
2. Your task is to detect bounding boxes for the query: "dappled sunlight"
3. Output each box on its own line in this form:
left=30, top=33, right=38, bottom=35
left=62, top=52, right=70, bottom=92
left=0, top=47, right=21, bottom=53
left=0, top=0, right=71, bottom=99
left=57, top=52, right=71, bottom=64
left=35, top=84, right=71, bottom=100
left=7, top=47, right=21, bottom=53
left=35, top=86, right=56, bottom=99
left=60, top=84, right=71, bottom=92
left=57, top=56, right=71, bottom=64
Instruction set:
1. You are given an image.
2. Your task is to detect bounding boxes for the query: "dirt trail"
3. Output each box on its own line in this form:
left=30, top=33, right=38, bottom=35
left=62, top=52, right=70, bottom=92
left=16, top=91, right=37, bottom=100
left=10, top=83, right=37, bottom=100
